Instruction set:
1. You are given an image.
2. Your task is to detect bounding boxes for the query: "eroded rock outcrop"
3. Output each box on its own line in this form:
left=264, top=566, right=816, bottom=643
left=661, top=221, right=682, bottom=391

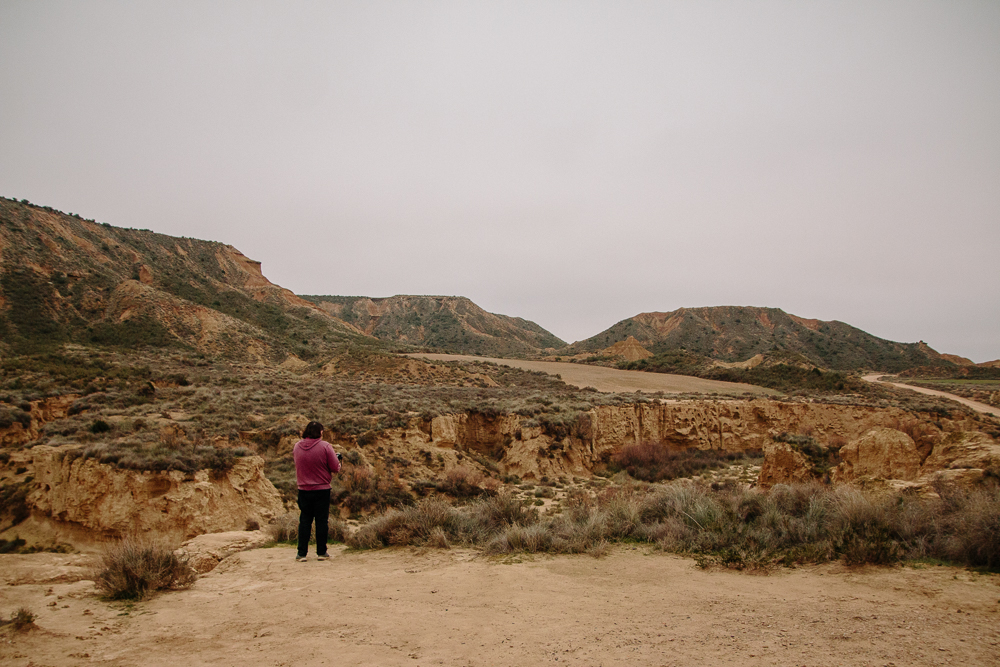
left=370, top=399, right=991, bottom=482
left=920, top=431, right=1000, bottom=473
left=758, top=442, right=814, bottom=488
left=173, top=529, right=272, bottom=573
left=761, top=426, right=1000, bottom=490
left=26, top=446, right=283, bottom=542
left=833, top=427, right=922, bottom=483
left=0, top=395, right=79, bottom=446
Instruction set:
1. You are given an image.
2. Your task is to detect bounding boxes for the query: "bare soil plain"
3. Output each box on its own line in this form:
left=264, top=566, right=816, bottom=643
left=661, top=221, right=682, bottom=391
left=408, top=354, right=778, bottom=396
left=3, top=547, right=999, bottom=667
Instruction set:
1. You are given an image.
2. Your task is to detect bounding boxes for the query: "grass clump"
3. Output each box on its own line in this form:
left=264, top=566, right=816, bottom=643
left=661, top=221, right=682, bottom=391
left=93, top=535, right=196, bottom=600
left=1, top=607, right=36, bottom=632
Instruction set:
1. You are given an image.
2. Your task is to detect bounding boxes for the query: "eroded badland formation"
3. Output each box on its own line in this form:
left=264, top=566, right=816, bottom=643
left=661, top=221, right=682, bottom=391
left=2, top=197, right=999, bottom=665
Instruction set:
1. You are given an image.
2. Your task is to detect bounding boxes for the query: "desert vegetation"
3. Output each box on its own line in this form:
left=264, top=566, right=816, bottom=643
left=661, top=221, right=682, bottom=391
left=92, top=535, right=197, bottom=600
left=607, top=441, right=763, bottom=483
left=0, top=607, right=36, bottom=633
left=345, top=479, right=1000, bottom=571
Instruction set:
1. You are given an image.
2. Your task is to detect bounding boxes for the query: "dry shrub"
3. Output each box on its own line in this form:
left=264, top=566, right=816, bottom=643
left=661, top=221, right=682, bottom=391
left=485, top=523, right=554, bottom=554
left=438, top=466, right=486, bottom=497
left=336, top=463, right=415, bottom=513
left=610, top=441, right=756, bottom=482
left=347, top=498, right=458, bottom=549
left=267, top=513, right=298, bottom=542
left=339, top=478, right=1000, bottom=571
left=93, top=535, right=196, bottom=600
left=933, top=487, right=1000, bottom=568
left=1, top=607, right=36, bottom=632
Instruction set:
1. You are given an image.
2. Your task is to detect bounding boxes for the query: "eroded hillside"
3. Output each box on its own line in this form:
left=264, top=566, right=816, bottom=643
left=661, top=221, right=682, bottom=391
left=0, top=198, right=368, bottom=361
left=303, top=294, right=565, bottom=357
left=566, top=305, right=955, bottom=372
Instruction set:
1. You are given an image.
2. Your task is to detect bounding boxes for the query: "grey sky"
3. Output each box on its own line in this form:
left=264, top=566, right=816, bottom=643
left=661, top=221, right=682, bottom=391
left=1, top=1, right=998, bottom=360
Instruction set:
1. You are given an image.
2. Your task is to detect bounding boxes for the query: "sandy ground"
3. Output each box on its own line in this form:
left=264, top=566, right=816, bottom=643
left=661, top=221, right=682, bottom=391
left=3, top=547, right=999, bottom=667
left=407, top=353, right=777, bottom=396
left=862, top=374, right=1000, bottom=418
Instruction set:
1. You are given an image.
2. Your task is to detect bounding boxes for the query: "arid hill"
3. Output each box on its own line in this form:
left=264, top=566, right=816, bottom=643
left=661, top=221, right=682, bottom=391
left=302, top=294, right=565, bottom=357
left=565, top=305, right=954, bottom=372
left=0, top=197, right=368, bottom=361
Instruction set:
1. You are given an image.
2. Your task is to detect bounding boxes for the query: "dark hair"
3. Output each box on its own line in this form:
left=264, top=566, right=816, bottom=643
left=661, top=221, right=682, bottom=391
left=302, top=421, right=323, bottom=439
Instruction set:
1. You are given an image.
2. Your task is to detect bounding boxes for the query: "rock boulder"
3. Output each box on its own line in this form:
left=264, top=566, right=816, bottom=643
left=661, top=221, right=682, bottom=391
left=833, top=427, right=921, bottom=483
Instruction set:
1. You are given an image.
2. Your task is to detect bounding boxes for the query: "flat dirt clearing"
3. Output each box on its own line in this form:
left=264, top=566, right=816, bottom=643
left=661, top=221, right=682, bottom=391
left=408, top=353, right=777, bottom=396
left=3, top=547, right=999, bottom=666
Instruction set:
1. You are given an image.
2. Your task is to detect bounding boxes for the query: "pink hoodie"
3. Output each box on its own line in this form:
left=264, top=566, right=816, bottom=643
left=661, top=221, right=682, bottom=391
left=292, top=438, right=341, bottom=490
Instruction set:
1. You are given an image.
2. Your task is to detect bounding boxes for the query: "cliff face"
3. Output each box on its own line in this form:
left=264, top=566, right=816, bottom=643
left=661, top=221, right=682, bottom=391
left=0, top=197, right=365, bottom=359
left=23, top=447, right=283, bottom=542
left=366, top=399, right=989, bottom=482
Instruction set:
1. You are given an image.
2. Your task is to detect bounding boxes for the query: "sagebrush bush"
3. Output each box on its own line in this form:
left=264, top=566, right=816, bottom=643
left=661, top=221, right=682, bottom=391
left=93, top=536, right=196, bottom=600
left=347, top=481, right=1000, bottom=570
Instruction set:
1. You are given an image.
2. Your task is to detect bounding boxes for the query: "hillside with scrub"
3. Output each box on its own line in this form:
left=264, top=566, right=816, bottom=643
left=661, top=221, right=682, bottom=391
left=0, top=197, right=998, bottom=603
left=302, top=294, right=565, bottom=358
left=563, top=305, right=959, bottom=372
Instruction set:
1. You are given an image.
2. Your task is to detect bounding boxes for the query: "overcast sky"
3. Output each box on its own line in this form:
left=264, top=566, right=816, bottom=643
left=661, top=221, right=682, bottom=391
left=1, top=1, right=998, bottom=360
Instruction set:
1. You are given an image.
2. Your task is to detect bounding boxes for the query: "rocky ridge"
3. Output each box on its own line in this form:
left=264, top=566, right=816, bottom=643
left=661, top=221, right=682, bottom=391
left=303, top=294, right=565, bottom=357
left=0, top=197, right=367, bottom=361
left=565, top=305, right=959, bottom=372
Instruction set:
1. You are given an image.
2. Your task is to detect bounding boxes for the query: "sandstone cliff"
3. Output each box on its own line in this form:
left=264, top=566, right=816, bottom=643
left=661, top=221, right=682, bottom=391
left=20, top=446, right=283, bottom=542
left=758, top=427, right=1000, bottom=491
left=349, top=399, right=991, bottom=483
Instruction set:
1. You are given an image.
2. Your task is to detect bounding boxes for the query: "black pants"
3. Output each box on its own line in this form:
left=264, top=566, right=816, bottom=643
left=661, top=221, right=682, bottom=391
left=297, top=488, right=331, bottom=557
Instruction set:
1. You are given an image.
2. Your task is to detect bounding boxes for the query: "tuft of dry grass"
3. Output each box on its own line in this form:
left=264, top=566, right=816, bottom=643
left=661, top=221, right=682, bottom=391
left=93, top=535, right=196, bottom=600
left=1, top=607, right=36, bottom=632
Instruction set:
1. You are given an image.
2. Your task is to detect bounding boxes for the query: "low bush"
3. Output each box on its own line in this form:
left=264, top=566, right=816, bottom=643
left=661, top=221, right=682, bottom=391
left=609, top=441, right=761, bottom=482
left=0, top=481, right=31, bottom=527
left=347, top=481, right=1000, bottom=571
left=0, top=607, right=36, bottom=632
left=267, top=513, right=299, bottom=542
left=93, top=536, right=196, bottom=600
left=0, top=536, right=27, bottom=553
left=334, top=463, right=415, bottom=513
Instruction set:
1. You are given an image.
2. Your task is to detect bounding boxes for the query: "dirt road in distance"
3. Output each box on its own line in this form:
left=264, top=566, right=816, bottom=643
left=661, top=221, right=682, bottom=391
left=407, top=353, right=777, bottom=396
left=862, top=374, right=1000, bottom=418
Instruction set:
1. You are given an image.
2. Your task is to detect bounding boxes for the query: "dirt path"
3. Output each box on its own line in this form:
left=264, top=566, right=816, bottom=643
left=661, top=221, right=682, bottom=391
left=862, top=374, right=1000, bottom=418
left=407, top=353, right=777, bottom=396
left=3, top=548, right=999, bottom=667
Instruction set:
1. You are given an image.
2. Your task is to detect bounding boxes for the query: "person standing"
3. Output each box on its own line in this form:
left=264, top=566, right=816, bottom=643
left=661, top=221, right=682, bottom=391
left=292, top=421, right=341, bottom=561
